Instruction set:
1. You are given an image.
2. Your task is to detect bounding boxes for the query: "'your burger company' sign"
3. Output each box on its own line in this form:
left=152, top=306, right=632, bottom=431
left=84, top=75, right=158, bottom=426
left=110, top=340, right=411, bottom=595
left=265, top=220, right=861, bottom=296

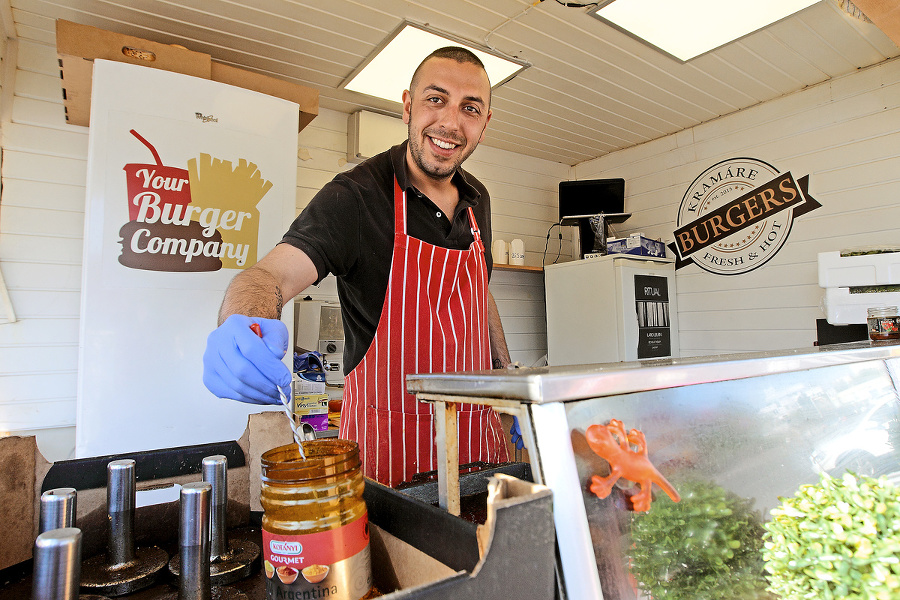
left=118, top=128, right=272, bottom=273
left=670, top=158, right=820, bottom=275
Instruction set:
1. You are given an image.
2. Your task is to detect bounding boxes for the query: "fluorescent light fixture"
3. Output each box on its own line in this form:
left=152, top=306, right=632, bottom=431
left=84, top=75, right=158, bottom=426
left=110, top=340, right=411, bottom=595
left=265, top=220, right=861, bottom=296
left=590, top=0, right=821, bottom=61
left=341, top=22, right=528, bottom=104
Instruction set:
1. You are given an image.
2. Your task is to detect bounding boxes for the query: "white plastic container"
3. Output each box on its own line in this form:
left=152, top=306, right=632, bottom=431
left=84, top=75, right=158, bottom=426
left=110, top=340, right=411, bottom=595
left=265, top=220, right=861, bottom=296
left=492, top=239, right=508, bottom=264
left=510, top=239, right=525, bottom=266
left=818, top=251, right=900, bottom=288
left=824, top=287, right=900, bottom=325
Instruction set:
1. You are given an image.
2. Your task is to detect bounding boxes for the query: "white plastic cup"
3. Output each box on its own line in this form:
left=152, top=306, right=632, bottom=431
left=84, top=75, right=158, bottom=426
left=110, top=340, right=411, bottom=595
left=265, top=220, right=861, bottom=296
left=510, top=239, right=525, bottom=266
left=492, top=239, right=508, bottom=264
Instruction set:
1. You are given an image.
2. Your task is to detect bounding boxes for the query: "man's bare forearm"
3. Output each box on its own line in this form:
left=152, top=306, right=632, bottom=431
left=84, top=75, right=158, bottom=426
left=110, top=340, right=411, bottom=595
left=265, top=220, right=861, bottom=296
left=488, top=291, right=511, bottom=367
left=216, top=244, right=319, bottom=326
left=217, top=265, right=285, bottom=325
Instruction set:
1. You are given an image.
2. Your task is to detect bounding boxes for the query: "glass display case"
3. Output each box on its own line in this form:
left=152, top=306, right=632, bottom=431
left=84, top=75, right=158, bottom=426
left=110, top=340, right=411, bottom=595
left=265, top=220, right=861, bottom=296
left=408, top=341, right=900, bottom=599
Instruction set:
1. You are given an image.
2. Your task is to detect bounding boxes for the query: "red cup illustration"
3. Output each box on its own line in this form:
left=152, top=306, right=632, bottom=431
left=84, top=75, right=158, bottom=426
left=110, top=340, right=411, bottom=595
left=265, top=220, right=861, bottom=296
left=124, top=129, right=192, bottom=222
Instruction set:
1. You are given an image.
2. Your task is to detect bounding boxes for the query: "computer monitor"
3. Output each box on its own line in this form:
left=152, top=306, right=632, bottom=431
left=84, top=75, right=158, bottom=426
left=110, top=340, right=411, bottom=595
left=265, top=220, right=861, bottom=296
left=558, top=178, right=625, bottom=225
left=558, top=178, right=629, bottom=256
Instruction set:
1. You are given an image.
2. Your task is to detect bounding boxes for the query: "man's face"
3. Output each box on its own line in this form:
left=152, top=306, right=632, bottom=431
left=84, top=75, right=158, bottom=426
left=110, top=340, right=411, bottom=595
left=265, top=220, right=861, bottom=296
left=402, top=57, right=492, bottom=181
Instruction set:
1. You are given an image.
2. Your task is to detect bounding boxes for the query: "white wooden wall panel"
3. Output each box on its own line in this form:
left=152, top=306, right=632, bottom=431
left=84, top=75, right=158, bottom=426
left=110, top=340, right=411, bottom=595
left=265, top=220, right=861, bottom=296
left=1, top=344, right=78, bottom=374
left=0, top=233, right=84, bottom=262
left=2, top=289, right=81, bottom=318
left=0, top=317, right=80, bottom=345
left=3, top=121, right=89, bottom=157
left=0, top=204, right=83, bottom=236
left=0, top=177, right=87, bottom=212
left=0, top=374, right=77, bottom=410
left=1, top=262, right=82, bottom=290
left=573, top=57, right=900, bottom=357
left=13, top=36, right=55, bottom=73
left=13, top=69, right=63, bottom=102
left=490, top=269, right=547, bottom=367
left=0, top=39, right=87, bottom=453
left=3, top=149, right=86, bottom=184
left=0, top=399, right=76, bottom=430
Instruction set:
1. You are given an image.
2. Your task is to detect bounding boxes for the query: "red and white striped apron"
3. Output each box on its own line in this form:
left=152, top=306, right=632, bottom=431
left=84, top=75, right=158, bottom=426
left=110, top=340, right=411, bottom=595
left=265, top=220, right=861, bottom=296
left=339, top=176, right=509, bottom=486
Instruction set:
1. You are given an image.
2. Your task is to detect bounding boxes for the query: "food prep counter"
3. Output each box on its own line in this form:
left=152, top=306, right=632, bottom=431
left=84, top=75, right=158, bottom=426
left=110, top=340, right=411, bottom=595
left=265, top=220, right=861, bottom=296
left=408, top=340, right=900, bottom=599
left=0, top=414, right=555, bottom=599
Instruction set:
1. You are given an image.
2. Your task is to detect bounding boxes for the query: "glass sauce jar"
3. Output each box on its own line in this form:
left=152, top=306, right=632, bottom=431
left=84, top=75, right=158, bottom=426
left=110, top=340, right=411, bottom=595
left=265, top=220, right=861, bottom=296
left=867, top=306, right=900, bottom=341
left=260, top=439, right=373, bottom=600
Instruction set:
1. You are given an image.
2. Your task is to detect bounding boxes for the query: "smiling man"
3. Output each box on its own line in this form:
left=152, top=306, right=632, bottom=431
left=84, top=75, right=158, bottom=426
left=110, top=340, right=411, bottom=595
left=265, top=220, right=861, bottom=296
left=202, top=47, right=512, bottom=487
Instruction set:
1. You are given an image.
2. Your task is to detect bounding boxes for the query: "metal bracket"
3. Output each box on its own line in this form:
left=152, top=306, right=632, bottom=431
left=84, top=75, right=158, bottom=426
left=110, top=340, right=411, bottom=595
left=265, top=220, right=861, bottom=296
left=416, top=393, right=536, bottom=516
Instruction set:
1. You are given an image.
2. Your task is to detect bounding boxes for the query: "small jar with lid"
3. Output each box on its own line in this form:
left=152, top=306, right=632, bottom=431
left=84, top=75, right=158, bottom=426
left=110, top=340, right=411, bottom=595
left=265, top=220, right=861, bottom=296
left=260, top=439, right=373, bottom=600
left=867, top=306, right=900, bottom=341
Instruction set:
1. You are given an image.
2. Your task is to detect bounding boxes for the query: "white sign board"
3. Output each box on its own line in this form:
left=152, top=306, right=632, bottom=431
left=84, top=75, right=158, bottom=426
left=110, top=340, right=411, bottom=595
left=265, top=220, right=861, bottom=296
left=77, top=60, right=299, bottom=457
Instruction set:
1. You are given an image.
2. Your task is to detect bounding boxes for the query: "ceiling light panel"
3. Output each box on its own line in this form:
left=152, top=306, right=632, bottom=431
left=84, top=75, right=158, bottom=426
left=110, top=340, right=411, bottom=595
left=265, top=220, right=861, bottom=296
left=590, top=0, right=821, bottom=61
left=342, top=23, right=528, bottom=104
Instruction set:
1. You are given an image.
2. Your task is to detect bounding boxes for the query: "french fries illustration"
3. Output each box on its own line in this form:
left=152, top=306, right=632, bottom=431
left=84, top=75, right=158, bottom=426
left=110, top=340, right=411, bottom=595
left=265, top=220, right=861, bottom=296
left=187, top=153, right=273, bottom=269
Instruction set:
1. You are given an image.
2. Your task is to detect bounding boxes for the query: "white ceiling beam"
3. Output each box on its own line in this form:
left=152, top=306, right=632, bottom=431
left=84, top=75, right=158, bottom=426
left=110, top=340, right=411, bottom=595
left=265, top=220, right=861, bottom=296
left=0, top=0, right=14, bottom=41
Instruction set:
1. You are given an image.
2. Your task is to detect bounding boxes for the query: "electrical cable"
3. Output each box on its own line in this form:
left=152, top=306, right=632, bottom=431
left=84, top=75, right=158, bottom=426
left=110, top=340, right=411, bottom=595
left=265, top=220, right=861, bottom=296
left=483, top=1, right=543, bottom=62
left=607, top=222, right=618, bottom=240
left=542, top=221, right=563, bottom=266
left=554, top=0, right=602, bottom=7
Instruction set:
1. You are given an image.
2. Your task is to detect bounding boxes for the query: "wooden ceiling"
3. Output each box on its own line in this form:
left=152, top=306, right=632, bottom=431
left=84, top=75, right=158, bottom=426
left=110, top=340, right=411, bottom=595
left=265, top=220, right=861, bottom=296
left=5, top=0, right=899, bottom=165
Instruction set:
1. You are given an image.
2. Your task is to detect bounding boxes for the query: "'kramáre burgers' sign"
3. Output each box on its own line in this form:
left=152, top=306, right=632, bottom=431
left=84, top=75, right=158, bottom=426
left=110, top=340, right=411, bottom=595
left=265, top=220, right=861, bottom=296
left=670, top=158, right=820, bottom=275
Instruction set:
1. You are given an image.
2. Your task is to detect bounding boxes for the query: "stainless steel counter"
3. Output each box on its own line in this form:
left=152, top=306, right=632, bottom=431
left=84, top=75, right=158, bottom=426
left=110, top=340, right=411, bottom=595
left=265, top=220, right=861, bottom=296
left=408, top=340, right=900, bottom=402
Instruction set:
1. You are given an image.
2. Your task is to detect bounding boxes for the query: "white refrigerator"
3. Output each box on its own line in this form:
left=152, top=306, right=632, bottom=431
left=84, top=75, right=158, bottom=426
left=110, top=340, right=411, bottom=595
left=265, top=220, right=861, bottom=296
left=544, top=255, right=679, bottom=366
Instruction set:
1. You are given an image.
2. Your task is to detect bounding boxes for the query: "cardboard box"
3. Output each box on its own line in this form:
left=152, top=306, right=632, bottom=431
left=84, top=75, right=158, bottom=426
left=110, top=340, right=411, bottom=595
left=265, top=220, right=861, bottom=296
left=295, top=395, right=329, bottom=430
left=56, top=19, right=318, bottom=131
left=56, top=20, right=210, bottom=127
left=294, top=372, right=328, bottom=431
left=607, top=234, right=666, bottom=258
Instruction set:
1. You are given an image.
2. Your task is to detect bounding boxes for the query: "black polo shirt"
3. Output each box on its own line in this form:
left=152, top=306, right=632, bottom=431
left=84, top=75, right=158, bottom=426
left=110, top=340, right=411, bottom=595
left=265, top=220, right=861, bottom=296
left=280, top=141, right=495, bottom=373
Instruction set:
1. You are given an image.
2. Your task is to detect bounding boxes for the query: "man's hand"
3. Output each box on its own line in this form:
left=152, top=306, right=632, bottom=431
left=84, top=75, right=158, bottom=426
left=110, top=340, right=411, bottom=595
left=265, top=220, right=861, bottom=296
left=202, top=314, right=292, bottom=405
left=510, top=416, right=526, bottom=451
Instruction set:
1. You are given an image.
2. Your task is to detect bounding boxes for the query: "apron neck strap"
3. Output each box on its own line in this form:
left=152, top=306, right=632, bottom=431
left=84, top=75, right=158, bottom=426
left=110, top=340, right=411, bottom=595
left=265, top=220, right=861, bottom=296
left=468, top=207, right=482, bottom=243
left=393, top=176, right=406, bottom=234
left=394, top=175, right=480, bottom=238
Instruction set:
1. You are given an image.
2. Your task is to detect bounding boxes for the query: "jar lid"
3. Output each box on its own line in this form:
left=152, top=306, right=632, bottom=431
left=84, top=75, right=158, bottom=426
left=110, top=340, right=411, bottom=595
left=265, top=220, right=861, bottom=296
left=867, top=306, right=898, bottom=317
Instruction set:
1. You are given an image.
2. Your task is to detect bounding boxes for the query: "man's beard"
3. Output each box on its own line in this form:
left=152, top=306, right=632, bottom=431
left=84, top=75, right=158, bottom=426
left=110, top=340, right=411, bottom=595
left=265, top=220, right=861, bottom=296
left=407, top=112, right=478, bottom=180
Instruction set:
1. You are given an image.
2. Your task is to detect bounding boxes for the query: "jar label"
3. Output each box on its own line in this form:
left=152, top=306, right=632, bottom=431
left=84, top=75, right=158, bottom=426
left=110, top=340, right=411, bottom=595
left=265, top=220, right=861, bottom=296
left=263, top=513, right=372, bottom=600
left=869, top=316, right=900, bottom=338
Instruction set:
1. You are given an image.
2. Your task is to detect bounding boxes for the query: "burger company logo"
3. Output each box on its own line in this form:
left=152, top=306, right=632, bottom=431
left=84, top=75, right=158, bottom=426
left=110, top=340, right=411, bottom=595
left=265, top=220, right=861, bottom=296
left=670, top=157, right=820, bottom=275
left=270, top=540, right=302, bottom=556
left=118, top=129, right=273, bottom=273
left=195, top=112, right=218, bottom=123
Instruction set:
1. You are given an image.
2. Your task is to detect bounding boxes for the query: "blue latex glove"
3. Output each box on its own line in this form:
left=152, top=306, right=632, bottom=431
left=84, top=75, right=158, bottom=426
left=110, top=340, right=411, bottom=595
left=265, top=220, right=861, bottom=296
left=202, top=314, right=292, bottom=405
left=510, top=416, right=526, bottom=451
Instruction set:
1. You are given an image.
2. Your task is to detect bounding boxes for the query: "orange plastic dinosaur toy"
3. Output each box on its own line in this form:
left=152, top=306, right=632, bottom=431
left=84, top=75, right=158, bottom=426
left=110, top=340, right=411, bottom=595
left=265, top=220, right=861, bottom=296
left=585, top=419, right=680, bottom=511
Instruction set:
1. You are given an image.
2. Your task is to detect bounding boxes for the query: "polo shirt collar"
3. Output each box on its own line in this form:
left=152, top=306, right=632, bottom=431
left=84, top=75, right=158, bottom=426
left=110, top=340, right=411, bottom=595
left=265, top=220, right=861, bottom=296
left=390, top=141, right=481, bottom=207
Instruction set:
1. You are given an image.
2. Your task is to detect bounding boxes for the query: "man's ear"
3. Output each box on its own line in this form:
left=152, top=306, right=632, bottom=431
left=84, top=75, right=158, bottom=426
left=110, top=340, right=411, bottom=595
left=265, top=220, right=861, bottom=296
left=402, top=89, right=412, bottom=124
left=478, top=109, right=493, bottom=143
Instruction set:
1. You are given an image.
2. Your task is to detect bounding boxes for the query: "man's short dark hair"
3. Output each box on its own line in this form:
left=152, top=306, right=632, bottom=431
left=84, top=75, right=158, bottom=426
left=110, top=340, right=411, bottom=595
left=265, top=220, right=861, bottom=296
left=409, top=46, right=490, bottom=100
